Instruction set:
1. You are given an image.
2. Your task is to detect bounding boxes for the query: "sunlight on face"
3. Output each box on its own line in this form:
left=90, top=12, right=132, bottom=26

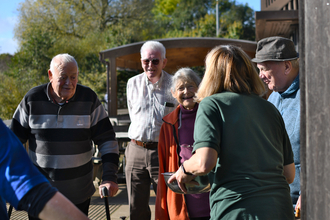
left=49, top=61, right=78, bottom=103
left=141, top=49, right=167, bottom=83
left=172, top=79, right=198, bottom=110
left=257, top=61, right=286, bottom=92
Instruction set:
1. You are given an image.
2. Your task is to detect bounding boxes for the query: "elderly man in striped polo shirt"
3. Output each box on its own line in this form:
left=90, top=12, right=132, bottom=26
left=10, top=53, right=119, bottom=219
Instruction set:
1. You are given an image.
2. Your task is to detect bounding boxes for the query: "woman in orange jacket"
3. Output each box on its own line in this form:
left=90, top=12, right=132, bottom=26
left=155, top=68, right=210, bottom=220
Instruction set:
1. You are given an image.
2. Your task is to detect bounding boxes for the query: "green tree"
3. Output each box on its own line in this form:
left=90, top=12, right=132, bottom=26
left=4, top=0, right=154, bottom=118
left=0, top=54, right=13, bottom=73
left=150, top=0, right=214, bottom=38
left=0, top=63, right=44, bottom=119
left=1, top=0, right=256, bottom=119
left=13, top=0, right=153, bottom=77
left=218, top=2, right=255, bottom=40
left=150, top=0, right=254, bottom=40
left=0, top=73, right=22, bottom=119
left=15, top=0, right=153, bottom=49
left=0, top=27, right=54, bottom=119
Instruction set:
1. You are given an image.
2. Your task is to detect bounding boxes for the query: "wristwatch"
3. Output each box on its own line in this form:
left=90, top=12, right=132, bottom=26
left=181, top=163, right=193, bottom=176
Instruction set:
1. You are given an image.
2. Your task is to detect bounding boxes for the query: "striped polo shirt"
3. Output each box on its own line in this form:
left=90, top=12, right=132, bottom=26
left=10, top=83, right=119, bottom=204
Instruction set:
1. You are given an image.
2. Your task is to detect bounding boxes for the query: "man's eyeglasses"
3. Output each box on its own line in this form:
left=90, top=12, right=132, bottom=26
left=141, top=59, right=160, bottom=65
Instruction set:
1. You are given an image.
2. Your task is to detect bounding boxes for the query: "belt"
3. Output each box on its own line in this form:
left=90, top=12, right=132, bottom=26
left=131, top=140, right=158, bottom=149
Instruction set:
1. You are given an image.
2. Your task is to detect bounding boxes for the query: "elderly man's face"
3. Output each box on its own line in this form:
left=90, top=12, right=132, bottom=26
left=141, top=49, right=167, bottom=83
left=48, top=61, right=78, bottom=103
left=257, top=61, right=288, bottom=92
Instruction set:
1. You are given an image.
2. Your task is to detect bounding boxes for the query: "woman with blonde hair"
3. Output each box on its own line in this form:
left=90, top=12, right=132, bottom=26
left=168, top=45, right=295, bottom=220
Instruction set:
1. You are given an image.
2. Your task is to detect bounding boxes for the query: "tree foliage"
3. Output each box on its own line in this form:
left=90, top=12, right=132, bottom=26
left=0, top=0, right=256, bottom=119
left=150, top=0, right=255, bottom=40
left=218, top=2, right=255, bottom=40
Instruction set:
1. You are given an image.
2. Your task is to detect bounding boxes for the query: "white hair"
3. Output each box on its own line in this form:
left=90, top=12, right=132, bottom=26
left=171, top=67, right=201, bottom=92
left=50, top=53, right=78, bottom=73
left=140, top=41, right=166, bottom=59
left=290, top=58, right=299, bottom=69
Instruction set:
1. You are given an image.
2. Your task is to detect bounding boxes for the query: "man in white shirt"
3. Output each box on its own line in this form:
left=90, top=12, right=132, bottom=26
left=125, top=41, right=176, bottom=220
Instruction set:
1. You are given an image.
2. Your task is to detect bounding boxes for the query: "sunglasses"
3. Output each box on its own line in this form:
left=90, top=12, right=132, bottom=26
left=141, top=58, right=160, bottom=65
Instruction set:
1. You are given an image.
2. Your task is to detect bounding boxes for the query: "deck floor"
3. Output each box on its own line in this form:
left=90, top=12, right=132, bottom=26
left=7, top=183, right=156, bottom=220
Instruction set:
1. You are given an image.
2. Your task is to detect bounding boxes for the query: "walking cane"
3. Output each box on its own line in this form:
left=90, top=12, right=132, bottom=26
left=101, top=186, right=111, bottom=220
left=8, top=205, right=13, bottom=218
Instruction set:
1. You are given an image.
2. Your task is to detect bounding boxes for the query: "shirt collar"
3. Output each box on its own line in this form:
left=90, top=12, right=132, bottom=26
left=145, top=70, right=164, bottom=90
left=280, top=73, right=300, bottom=97
left=46, top=82, right=76, bottom=104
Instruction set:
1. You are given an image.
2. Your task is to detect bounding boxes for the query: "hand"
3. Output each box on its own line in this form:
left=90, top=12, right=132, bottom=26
left=99, top=181, right=119, bottom=198
left=295, top=195, right=301, bottom=217
left=168, top=166, right=198, bottom=193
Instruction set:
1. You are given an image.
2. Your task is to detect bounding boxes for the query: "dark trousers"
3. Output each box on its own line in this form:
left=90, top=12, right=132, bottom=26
left=190, top=217, right=210, bottom=220
left=75, top=198, right=91, bottom=216
left=28, top=198, right=90, bottom=219
left=125, top=142, right=159, bottom=220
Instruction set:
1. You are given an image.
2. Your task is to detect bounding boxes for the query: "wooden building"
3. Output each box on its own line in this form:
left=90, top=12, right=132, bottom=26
left=255, top=0, right=299, bottom=46
left=99, top=37, right=257, bottom=117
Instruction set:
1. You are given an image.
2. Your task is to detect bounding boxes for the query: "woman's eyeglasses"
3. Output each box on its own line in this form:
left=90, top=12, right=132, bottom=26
left=141, top=59, right=160, bottom=65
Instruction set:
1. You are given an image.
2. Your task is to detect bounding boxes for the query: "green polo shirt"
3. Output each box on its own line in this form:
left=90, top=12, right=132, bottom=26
left=193, top=91, right=294, bottom=220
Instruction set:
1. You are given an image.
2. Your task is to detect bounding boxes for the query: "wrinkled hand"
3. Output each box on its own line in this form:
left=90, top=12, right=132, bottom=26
left=99, top=181, right=119, bottom=198
left=168, top=167, right=198, bottom=193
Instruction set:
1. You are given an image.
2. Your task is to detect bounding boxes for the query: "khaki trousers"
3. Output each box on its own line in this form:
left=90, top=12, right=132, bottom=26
left=125, top=141, right=158, bottom=220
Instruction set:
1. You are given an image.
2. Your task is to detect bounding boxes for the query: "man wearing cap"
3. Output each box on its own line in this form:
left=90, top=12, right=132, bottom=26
left=252, top=36, right=300, bottom=212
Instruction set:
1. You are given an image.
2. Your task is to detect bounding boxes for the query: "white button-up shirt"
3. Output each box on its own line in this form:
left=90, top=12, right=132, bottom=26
left=126, top=71, right=177, bottom=142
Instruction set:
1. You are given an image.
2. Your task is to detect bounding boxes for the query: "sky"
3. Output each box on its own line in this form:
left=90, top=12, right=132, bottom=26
left=0, top=0, right=261, bottom=55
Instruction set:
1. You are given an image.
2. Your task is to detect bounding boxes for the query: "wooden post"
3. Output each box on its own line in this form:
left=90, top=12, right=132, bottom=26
left=300, top=0, right=330, bottom=219
left=109, top=57, right=118, bottom=117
